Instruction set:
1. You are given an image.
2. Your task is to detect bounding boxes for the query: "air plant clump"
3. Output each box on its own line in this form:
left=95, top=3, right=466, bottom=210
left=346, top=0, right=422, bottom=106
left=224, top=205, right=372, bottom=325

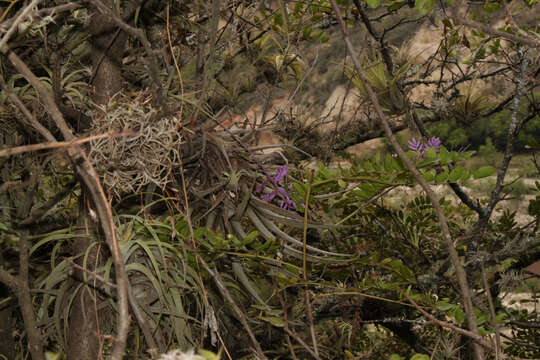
left=407, top=137, right=441, bottom=159
left=257, top=164, right=297, bottom=211
left=87, top=93, right=183, bottom=197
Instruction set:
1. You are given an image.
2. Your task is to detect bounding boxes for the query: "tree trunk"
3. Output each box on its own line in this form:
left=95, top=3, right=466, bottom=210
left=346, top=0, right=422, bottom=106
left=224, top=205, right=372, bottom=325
left=67, top=191, right=104, bottom=360
left=66, top=2, right=126, bottom=358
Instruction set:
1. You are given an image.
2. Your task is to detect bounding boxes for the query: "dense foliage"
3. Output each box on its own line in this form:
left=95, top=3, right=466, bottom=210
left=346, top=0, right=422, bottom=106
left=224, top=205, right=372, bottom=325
left=0, top=0, right=539, bottom=359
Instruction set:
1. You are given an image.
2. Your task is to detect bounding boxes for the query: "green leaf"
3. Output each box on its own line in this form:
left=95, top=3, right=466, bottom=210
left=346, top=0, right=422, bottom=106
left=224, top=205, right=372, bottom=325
left=390, top=355, right=405, bottom=360
left=435, top=167, right=449, bottom=183
left=435, top=301, right=454, bottom=311
left=387, top=1, right=406, bottom=11
left=415, top=0, right=435, bottom=14
left=423, top=146, right=437, bottom=160
left=366, top=0, right=381, bottom=8
left=500, top=258, right=517, bottom=271
left=473, top=165, right=496, bottom=179
left=453, top=307, right=466, bottom=324
left=410, top=354, right=430, bottom=360
left=422, top=168, right=436, bottom=182
left=449, top=165, right=466, bottom=182
left=260, top=316, right=285, bottom=327
left=442, top=18, right=453, bottom=27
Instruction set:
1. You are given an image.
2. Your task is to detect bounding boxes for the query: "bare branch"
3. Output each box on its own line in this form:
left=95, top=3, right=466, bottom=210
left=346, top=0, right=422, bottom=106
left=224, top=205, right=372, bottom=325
left=0, top=2, right=81, bottom=35
left=481, top=263, right=502, bottom=359
left=0, top=131, right=135, bottom=158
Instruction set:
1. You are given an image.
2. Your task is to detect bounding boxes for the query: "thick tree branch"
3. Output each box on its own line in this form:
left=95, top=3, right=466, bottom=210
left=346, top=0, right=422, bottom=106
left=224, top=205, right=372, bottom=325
left=477, top=49, right=530, bottom=232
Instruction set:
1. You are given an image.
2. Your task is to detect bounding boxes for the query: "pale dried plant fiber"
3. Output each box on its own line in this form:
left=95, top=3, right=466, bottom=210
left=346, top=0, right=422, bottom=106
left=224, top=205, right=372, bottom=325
left=158, top=349, right=204, bottom=360
left=88, top=94, right=183, bottom=197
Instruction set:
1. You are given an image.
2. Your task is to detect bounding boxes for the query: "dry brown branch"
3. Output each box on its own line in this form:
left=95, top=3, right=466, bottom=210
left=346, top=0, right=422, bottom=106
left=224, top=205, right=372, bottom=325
left=65, top=258, right=117, bottom=289
left=0, top=239, right=45, bottom=360
left=328, top=1, right=485, bottom=359
left=478, top=49, right=530, bottom=231
left=196, top=254, right=266, bottom=359
left=0, top=131, right=135, bottom=158
left=126, top=285, right=160, bottom=357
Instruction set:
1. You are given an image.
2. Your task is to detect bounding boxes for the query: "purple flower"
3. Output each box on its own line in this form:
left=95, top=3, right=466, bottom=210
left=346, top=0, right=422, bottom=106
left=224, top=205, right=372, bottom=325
left=273, top=164, right=287, bottom=184
left=408, top=137, right=425, bottom=152
left=407, top=137, right=442, bottom=159
left=257, top=165, right=297, bottom=211
left=426, top=137, right=441, bottom=153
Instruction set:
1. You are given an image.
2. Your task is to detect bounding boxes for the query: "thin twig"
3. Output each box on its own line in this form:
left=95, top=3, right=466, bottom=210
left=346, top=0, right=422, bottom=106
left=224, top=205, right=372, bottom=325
left=0, top=49, right=55, bottom=142
left=195, top=251, right=266, bottom=359
left=177, top=149, right=235, bottom=359
left=0, top=131, right=135, bottom=158
left=0, top=2, right=80, bottom=34
left=283, top=327, right=320, bottom=359
left=66, top=258, right=117, bottom=289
